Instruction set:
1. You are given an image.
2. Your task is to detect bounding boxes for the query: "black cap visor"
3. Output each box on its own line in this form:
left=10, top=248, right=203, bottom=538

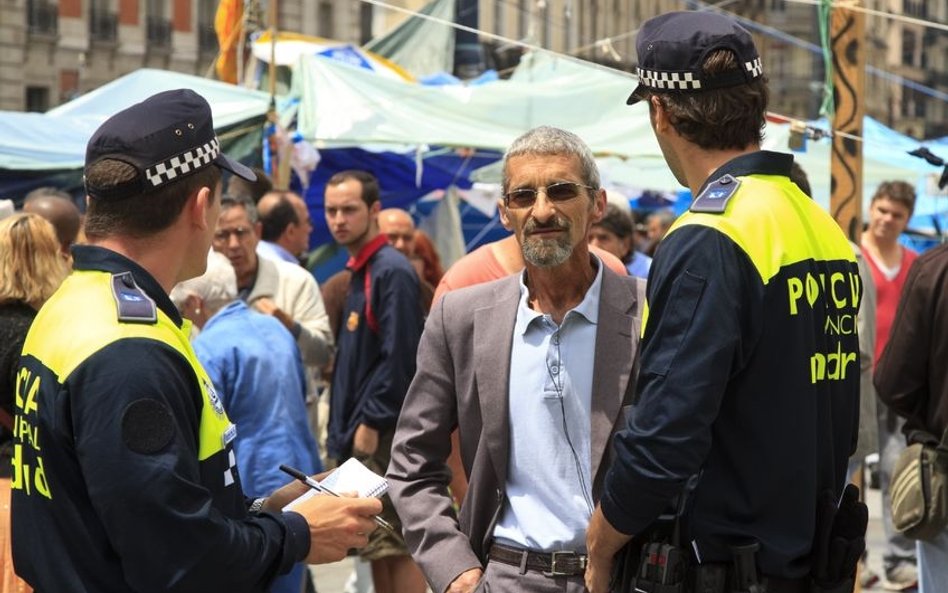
left=626, top=83, right=648, bottom=105
left=215, top=153, right=256, bottom=182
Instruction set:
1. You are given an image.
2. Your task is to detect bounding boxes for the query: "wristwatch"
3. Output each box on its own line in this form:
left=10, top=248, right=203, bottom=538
left=249, top=497, right=268, bottom=513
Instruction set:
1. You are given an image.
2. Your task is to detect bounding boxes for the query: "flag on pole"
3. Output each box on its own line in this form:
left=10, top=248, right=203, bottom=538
left=215, top=0, right=244, bottom=83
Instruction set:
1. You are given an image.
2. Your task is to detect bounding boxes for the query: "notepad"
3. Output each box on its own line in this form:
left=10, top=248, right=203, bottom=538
left=321, top=458, right=389, bottom=498
left=283, top=458, right=389, bottom=511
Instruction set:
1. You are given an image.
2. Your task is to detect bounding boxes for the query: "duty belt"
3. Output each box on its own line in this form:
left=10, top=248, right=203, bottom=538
left=488, top=543, right=587, bottom=577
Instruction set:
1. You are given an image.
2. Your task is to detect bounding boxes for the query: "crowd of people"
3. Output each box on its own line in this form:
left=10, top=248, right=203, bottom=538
left=1, top=10, right=945, bottom=593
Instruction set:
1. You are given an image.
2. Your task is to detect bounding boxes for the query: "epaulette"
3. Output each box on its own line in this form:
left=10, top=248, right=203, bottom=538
left=110, top=272, right=158, bottom=324
left=690, top=174, right=741, bottom=214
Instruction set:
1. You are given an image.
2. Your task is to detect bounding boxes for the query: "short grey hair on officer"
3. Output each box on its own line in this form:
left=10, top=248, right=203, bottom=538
left=170, top=250, right=238, bottom=315
left=501, top=126, right=601, bottom=193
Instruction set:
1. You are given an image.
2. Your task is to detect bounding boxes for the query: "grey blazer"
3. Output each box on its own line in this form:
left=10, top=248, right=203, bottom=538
left=387, top=267, right=644, bottom=593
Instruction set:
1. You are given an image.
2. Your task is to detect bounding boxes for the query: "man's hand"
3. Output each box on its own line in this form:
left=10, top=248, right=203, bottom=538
left=353, top=424, right=379, bottom=456
left=585, top=505, right=632, bottom=593
left=293, top=494, right=383, bottom=564
left=253, top=297, right=295, bottom=332
left=447, top=567, right=484, bottom=593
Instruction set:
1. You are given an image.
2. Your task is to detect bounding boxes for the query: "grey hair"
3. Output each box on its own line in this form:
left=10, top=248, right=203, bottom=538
left=501, top=126, right=601, bottom=192
left=170, top=250, right=238, bottom=313
left=649, top=209, right=676, bottom=230
left=220, top=193, right=259, bottom=224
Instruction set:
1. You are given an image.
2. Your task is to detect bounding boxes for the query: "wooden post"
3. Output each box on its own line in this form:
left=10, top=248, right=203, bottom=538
left=267, top=0, right=293, bottom=190
left=829, top=2, right=866, bottom=242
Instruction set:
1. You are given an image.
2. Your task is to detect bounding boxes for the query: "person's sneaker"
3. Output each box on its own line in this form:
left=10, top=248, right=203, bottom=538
left=882, top=562, right=918, bottom=591
left=860, top=564, right=880, bottom=589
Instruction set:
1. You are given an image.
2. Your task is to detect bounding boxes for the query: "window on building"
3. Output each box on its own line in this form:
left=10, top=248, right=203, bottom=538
left=198, top=0, right=217, bottom=52
left=317, top=2, right=334, bottom=39
left=563, top=0, right=574, bottom=50
left=146, top=0, right=165, bottom=17
left=518, top=0, right=528, bottom=40
left=89, top=0, right=118, bottom=42
left=494, top=0, right=505, bottom=37
left=904, top=0, right=925, bottom=19
left=902, top=30, right=917, bottom=67
left=27, top=0, right=59, bottom=35
left=26, top=86, right=50, bottom=112
left=146, top=0, right=171, bottom=47
left=359, top=3, right=373, bottom=45
left=60, top=69, right=80, bottom=103
left=540, top=1, right=550, bottom=48
left=591, top=0, right=599, bottom=50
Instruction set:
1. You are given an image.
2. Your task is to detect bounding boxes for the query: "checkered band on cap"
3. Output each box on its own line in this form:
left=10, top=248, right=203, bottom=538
left=745, top=57, right=763, bottom=78
left=144, top=137, right=220, bottom=188
left=636, top=68, right=703, bottom=91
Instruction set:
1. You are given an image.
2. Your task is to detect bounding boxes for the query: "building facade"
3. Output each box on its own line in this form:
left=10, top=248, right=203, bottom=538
left=2, top=0, right=945, bottom=138
left=0, top=0, right=378, bottom=112
left=473, top=0, right=945, bottom=139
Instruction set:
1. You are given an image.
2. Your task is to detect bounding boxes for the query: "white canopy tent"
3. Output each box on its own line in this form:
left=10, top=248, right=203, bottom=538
left=293, top=50, right=942, bottom=215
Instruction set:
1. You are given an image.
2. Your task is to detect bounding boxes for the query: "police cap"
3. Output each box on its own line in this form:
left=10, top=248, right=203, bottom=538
left=627, top=11, right=763, bottom=105
left=84, top=89, right=255, bottom=200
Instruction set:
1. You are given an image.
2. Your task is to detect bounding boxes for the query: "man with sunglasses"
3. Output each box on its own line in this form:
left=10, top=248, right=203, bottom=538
left=584, top=12, right=862, bottom=593
left=388, top=126, right=645, bottom=593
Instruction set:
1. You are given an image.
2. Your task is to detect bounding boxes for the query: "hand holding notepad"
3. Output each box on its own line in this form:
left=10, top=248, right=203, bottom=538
left=281, top=459, right=394, bottom=533
left=319, top=458, right=390, bottom=498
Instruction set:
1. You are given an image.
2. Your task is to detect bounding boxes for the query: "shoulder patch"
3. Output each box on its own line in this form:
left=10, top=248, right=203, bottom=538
left=690, top=174, right=742, bottom=214
left=122, top=399, right=175, bottom=454
left=111, top=272, right=158, bottom=324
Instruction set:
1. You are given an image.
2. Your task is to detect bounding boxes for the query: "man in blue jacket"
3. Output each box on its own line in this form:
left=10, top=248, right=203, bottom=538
left=324, top=170, right=426, bottom=593
left=172, top=251, right=323, bottom=593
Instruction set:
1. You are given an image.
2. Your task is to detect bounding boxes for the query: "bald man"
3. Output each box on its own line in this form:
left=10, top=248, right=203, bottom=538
left=378, top=208, right=417, bottom=258
left=23, top=188, right=81, bottom=255
left=256, top=190, right=313, bottom=264
left=378, top=208, right=436, bottom=312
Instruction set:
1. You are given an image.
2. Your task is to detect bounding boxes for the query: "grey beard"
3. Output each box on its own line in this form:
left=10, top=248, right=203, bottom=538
left=522, top=235, right=573, bottom=267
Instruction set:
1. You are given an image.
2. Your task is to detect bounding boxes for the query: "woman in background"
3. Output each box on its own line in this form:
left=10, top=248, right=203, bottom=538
left=0, top=213, right=69, bottom=593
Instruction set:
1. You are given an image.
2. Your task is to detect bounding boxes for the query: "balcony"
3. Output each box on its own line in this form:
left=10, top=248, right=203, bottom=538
left=27, top=1, right=58, bottom=38
left=89, top=9, right=118, bottom=44
left=198, top=25, right=218, bottom=54
left=147, top=16, right=172, bottom=49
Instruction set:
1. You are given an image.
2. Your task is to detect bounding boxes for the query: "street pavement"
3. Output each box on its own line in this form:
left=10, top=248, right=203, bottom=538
left=310, top=484, right=894, bottom=593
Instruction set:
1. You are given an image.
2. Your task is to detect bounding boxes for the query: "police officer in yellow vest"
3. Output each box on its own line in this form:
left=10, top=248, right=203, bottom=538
left=10, top=89, right=382, bottom=593
left=585, top=12, right=865, bottom=593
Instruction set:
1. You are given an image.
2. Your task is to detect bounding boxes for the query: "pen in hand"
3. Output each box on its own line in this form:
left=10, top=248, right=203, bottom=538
left=279, top=464, right=396, bottom=534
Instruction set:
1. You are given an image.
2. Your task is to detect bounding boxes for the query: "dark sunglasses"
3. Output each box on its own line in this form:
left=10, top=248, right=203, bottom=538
left=504, top=182, right=597, bottom=209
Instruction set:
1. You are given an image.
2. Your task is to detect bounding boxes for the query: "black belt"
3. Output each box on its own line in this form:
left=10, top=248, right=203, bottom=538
left=488, top=543, right=587, bottom=577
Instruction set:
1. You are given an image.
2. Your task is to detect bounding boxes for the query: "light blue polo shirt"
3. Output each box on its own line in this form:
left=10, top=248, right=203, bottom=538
left=492, top=256, right=603, bottom=552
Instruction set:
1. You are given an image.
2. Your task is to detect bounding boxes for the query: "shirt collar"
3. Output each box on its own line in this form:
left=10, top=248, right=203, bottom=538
left=71, top=244, right=184, bottom=327
left=346, top=234, right=389, bottom=272
left=697, top=150, right=795, bottom=196
left=259, top=241, right=297, bottom=263
left=514, top=254, right=604, bottom=335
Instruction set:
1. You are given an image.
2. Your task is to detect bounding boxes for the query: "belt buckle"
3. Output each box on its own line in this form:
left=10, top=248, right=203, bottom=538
left=543, top=551, right=586, bottom=577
